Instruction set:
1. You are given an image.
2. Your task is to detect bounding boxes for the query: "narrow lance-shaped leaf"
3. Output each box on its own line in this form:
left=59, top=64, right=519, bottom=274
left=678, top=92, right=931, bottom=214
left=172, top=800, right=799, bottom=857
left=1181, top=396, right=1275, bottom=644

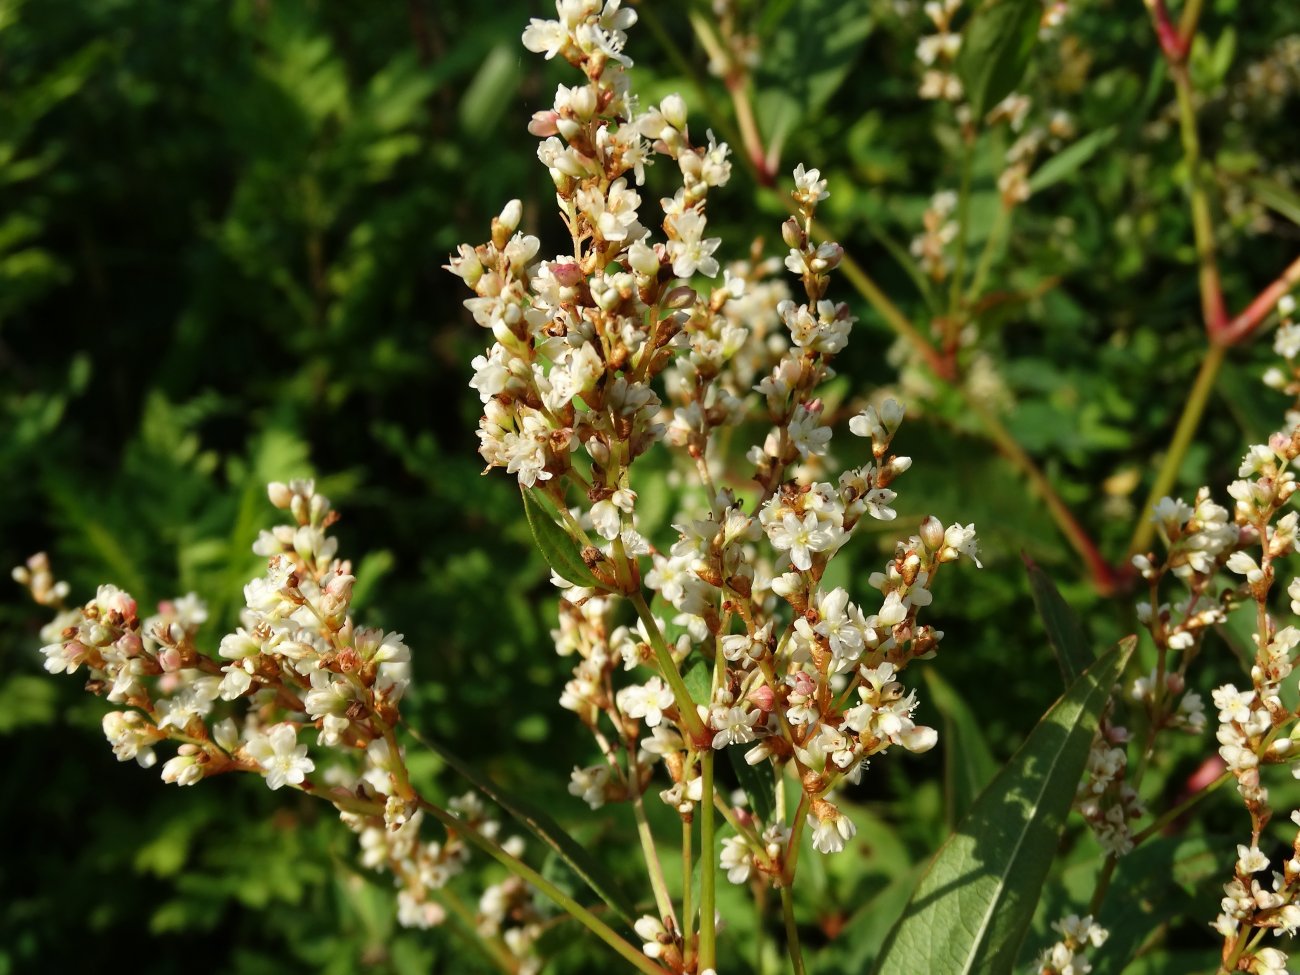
left=1028, top=126, right=1118, bottom=194
left=873, top=636, right=1135, bottom=975
left=955, top=0, right=1040, bottom=118
left=403, top=724, right=639, bottom=927
left=1023, top=553, right=1094, bottom=686
left=1249, top=176, right=1300, bottom=229
left=520, top=485, right=602, bottom=589
left=924, top=669, right=999, bottom=828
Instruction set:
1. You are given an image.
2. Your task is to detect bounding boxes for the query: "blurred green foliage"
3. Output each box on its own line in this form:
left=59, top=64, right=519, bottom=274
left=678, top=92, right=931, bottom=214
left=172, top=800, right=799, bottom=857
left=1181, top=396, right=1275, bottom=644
left=3, top=0, right=1300, bottom=971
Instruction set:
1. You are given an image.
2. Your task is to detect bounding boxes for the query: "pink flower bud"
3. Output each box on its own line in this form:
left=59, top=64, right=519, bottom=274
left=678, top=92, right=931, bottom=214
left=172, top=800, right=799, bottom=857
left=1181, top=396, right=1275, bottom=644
left=748, top=684, right=775, bottom=713
left=551, top=261, right=585, bottom=287
left=527, top=110, right=559, bottom=137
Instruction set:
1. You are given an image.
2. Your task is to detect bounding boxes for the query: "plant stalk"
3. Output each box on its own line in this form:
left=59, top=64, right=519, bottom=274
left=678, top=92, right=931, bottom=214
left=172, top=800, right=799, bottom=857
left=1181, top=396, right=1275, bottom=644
left=419, top=798, right=671, bottom=975
left=1126, top=342, right=1227, bottom=557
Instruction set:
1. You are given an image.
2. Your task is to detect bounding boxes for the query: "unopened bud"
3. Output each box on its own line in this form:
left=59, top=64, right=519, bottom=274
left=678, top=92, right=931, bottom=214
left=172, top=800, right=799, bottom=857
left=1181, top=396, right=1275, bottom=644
left=628, top=238, right=660, bottom=276
left=919, top=515, right=945, bottom=551
left=661, top=93, right=688, bottom=131
left=497, top=199, right=522, bottom=236
left=267, top=482, right=293, bottom=509
left=781, top=217, right=803, bottom=250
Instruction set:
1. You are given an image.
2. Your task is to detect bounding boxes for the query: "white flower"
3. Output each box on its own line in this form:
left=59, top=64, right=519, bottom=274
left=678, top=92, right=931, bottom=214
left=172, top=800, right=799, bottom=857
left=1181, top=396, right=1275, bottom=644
left=1236, top=844, right=1269, bottom=874
left=246, top=724, right=315, bottom=791
left=666, top=209, right=720, bottom=278
left=766, top=510, right=834, bottom=572
left=710, top=706, right=760, bottom=749
left=809, top=805, right=856, bottom=854
left=568, top=765, right=609, bottom=809
left=1226, top=551, right=1264, bottom=584
left=792, top=163, right=828, bottom=202
left=617, top=678, right=674, bottom=727
left=720, top=835, right=753, bottom=884
left=1212, top=684, right=1256, bottom=724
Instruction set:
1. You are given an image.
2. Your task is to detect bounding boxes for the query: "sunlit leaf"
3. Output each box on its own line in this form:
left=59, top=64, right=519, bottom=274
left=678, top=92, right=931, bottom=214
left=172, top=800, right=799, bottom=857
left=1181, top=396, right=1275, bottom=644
left=874, top=637, right=1134, bottom=974
left=520, top=486, right=601, bottom=588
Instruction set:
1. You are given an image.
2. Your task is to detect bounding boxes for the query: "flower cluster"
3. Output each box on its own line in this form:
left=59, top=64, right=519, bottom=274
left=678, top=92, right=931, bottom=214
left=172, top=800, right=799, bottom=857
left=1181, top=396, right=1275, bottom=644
left=1118, top=292, right=1300, bottom=970
left=450, top=7, right=981, bottom=967
left=917, top=0, right=963, bottom=102
left=19, top=480, right=536, bottom=969
left=1074, top=713, right=1144, bottom=856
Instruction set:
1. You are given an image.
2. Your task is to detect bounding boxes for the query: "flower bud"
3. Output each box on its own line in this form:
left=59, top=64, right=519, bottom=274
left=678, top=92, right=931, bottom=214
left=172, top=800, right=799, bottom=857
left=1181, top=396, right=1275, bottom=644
left=661, top=93, right=687, bottom=131
left=267, top=482, right=293, bottom=509
left=497, top=199, right=522, bottom=236
left=781, top=217, right=803, bottom=250
left=627, top=239, right=658, bottom=278
left=919, top=515, right=945, bottom=552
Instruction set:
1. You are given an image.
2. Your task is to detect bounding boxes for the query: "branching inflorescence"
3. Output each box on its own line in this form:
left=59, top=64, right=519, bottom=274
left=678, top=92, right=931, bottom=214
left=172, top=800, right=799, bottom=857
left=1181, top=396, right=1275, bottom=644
left=447, top=2, right=979, bottom=970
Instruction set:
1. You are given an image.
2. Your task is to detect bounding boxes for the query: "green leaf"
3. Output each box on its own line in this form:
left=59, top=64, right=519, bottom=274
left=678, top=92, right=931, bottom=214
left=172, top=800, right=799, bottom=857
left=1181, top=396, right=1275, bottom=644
left=924, top=669, right=998, bottom=827
left=753, top=0, right=873, bottom=160
left=1249, top=176, right=1300, bottom=229
left=1023, top=554, right=1094, bottom=686
left=727, top=747, right=776, bottom=826
left=519, top=486, right=601, bottom=589
left=873, top=637, right=1135, bottom=975
left=459, top=42, right=521, bottom=140
left=955, top=0, right=1040, bottom=118
left=403, top=725, right=638, bottom=926
left=1028, top=127, right=1119, bottom=194
left=1090, top=835, right=1231, bottom=975
left=682, top=656, right=711, bottom=706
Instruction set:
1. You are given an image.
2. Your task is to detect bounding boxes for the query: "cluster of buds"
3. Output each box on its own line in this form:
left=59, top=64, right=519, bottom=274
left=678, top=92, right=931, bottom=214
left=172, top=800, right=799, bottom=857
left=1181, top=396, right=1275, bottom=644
left=917, top=0, right=963, bottom=102
left=910, top=189, right=959, bottom=281
left=19, top=480, right=536, bottom=967
left=1074, top=714, right=1144, bottom=856
left=450, top=3, right=982, bottom=967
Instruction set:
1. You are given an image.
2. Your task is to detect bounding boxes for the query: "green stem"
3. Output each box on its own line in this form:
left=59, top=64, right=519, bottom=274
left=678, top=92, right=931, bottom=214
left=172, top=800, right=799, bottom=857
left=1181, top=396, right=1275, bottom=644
left=682, top=816, right=694, bottom=963
left=967, top=204, right=1012, bottom=304
left=630, top=591, right=708, bottom=741
left=419, top=798, right=671, bottom=975
left=1087, top=855, right=1118, bottom=917
left=1172, top=59, right=1226, bottom=332
left=633, top=786, right=678, bottom=927
left=780, top=884, right=807, bottom=975
left=826, top=235, right=954, bottom=380
left=698, top=750, right=717, bottom=970
left=1178, top=0, right=1206, bottom=41
left=438, top=887, right=520, bottom=974
left=782, top=790, right=811, bottom=886
left=1131, top=770, right=1231, bottom=846
left=1126, top=342, right=1227, bottom=557
left=948, top=138, right=975, bottom=324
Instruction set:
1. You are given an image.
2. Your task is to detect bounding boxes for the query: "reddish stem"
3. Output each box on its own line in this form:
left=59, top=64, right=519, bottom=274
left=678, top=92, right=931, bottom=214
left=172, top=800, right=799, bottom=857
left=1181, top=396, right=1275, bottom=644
left=1216, top=254, right=1300, bottom=346
left=1150, top=0, right=1189, bottom=61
